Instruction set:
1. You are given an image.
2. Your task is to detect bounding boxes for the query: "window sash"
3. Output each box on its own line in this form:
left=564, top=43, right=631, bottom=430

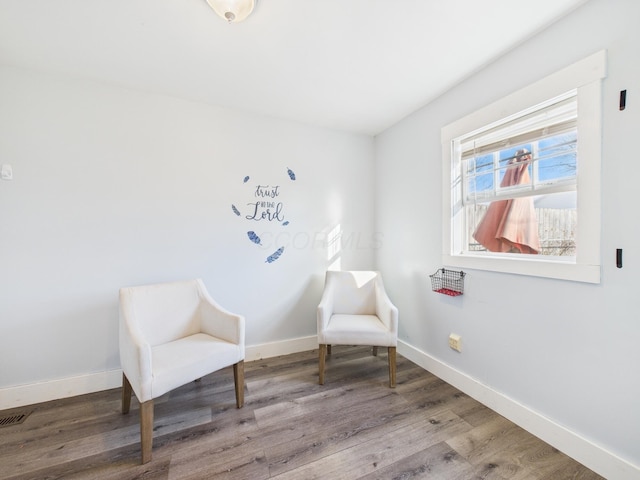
left=462, top=133, right=578, bottom=205
left=459, top=91, right=578, bottom=205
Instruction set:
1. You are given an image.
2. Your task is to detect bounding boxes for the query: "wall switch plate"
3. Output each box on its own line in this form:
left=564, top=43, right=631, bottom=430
left=449, top=333, right=462, bottom=352
left=1, top=164, right=13, bottom=180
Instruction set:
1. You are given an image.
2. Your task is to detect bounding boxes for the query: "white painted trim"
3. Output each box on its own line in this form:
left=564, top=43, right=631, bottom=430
left=245, top=335, right=318, bottom=362
left=0, top=335, right=319, bottom=410
left=0, top=369, right=123, bottom=411
left=397, top=340, right=640, bottom=480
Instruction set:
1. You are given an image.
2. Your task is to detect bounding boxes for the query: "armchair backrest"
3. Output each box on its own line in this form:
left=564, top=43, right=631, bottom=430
left=119, top=279, right=204, bottom=346
left=326, top=270, right=379, bottom=315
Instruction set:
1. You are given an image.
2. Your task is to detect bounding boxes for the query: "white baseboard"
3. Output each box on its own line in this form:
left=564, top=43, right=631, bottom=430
left=245, top=335, right=318, bottom=362
left=397, top=340, right=640, bottom=480
left=0, top=369, right=124, bottom=411
left=0, top=335, right=319, bottom=411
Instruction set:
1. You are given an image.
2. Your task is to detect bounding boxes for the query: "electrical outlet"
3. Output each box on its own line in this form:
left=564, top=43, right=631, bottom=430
left=449, top=333, right=462, bottom=352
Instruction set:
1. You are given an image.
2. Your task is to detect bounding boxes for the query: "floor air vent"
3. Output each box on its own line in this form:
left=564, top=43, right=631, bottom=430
left=0, top=411, right=31, bottom=427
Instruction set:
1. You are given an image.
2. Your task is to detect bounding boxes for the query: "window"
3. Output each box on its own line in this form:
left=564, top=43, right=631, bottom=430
left=461, top=91, right=577, bottom=256
left=442, top=51, right=606, bottom=283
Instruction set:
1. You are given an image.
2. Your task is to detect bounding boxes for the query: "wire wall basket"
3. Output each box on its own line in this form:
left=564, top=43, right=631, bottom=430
left=430, top=268, right=466, bottom=296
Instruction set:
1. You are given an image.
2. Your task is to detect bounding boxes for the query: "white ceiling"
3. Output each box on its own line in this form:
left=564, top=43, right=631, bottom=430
left=0, top=0, right=587, bottom=136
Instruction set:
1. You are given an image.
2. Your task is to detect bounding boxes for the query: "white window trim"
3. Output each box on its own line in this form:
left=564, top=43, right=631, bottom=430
left=441, top=50, right=606, bottom=284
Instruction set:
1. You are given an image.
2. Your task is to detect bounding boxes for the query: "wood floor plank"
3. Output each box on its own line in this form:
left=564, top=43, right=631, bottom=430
left=0, top=407, right=213, bottom=478
left=0, top=347, right=604, bottom=480
left=447, top=415, right=519, bottom=454
left=449, top=399, right=504, bottom=429
left=444, top=414, right=603, bottom=480
left=253, top=378, right=405, bottom=430
left=264, top=393, right=437, bottom=476
left=269, top=410, right=473, bottom=479
left=356, top=441, right=502, bottom=480
left=7, top=448, right=171, bottom=480
left=168, top=450, right=270, bottom=480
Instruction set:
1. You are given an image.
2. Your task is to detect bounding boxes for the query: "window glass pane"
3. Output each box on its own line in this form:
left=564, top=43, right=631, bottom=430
left=537, top=132, right=577, bottom=182
left=475, top=154, right=493, bottom=173
left=464, top=135, right=576, bottom=204
left=475, top=172, right=494, bottom=194
left=465, top=154, right=494, bottom=197
left=466, top=191, right=576, bottom=256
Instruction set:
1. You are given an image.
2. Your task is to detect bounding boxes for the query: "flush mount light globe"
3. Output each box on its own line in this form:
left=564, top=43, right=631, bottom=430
left=206, top=0, right=256, bottom=23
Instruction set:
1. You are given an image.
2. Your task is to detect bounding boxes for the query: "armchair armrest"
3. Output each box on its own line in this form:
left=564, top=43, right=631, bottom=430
left=375, top=282, right=399, bottom=335
left=119, top=289, right=153, bottom=402
left=197, top=280, right=245, bottom=352
left=317, top=281, right=335, bottom=343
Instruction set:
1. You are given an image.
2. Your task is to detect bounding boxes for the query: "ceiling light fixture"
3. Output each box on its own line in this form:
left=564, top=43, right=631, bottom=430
left=206, top=0, right=256, bottom=23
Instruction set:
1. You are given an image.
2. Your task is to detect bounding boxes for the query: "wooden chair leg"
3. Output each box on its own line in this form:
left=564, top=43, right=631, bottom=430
left=140, top=399, right=154, bottom=464
left=372, top=346, right=378, bottom=356
left=319, top=344, right=327, bottom=385
left=388, top=346, right=397, bottom=388
left=233, top=360, right=245, bottom=408
left=122, top=373, right=132, bottom=415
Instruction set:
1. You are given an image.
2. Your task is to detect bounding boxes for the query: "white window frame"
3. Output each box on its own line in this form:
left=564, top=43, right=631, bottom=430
left=441, top=50, right=606, bottom=284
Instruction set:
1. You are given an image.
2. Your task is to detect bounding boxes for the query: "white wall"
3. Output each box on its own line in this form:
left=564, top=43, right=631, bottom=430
left=0, top=66, right=375, bottom=399
left=375, top=0, right=639, bottom=477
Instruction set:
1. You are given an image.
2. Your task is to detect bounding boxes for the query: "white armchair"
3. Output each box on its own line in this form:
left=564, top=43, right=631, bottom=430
left=119, top=279, right=245, bottom=464
left=317, top=270, right=399, bottom=388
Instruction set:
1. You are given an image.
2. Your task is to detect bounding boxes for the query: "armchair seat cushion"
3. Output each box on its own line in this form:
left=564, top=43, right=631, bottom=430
left=151, top=333, right=242, bottom=399
left=323, top=314, right=396, bottom=347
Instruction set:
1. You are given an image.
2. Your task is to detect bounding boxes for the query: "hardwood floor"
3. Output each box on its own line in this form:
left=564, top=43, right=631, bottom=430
left=0, top=347, right=604, bottom=479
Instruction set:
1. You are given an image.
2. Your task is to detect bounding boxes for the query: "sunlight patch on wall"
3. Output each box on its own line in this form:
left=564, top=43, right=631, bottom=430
left=327, top=223, right=342, bottom=271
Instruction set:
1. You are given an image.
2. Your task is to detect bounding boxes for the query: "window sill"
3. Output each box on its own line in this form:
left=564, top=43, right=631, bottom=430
left=443, top=253, right=600, bottom=284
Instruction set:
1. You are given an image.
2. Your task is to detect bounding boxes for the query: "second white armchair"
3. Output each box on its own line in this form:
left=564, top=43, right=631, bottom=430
left=317, top=270, right=399, bottom=388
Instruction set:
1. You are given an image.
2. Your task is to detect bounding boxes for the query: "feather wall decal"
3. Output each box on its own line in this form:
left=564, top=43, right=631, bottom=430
left=287, top=167, right=296, bottom=181
left=266, top=246, right=284, bottom=263
left=231, top=204, right=241, bottom=216
left=247, top=231, right=262, bottom=245
left=243, top=176, right=250, bottom=183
